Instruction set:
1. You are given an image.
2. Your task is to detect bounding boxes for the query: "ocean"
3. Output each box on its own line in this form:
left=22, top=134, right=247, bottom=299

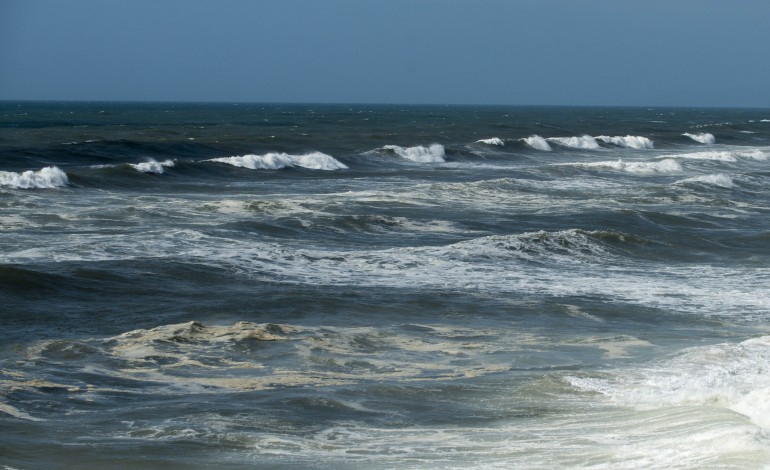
left=1, top=102, right=770, bottom=469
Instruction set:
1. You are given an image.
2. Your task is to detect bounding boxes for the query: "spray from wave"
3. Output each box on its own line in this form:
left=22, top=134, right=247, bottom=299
left=0, top=166, right=69, bottom=189
left=208, top=152, right=347, bottom=170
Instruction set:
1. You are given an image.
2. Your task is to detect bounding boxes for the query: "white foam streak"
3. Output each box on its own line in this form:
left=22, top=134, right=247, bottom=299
left=209, top=152, right=347, bottom=170
left=547, top=135, right=600, bottom=149
left=476, top=137, right=504, bottom=146
left=522, top=135, right=552, bottom=151
left=683, top=132, right=716, bottom=144
left=0, top=166, right=69, bottom=189
left=130, top=159, right=175, bottom=174
left=383, top=144, right=446, bottom=163
left=597, top=135, right=655, bottom=149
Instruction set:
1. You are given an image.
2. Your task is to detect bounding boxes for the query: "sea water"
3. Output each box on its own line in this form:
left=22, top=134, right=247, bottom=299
left=1, top=102, right=770, bottom=468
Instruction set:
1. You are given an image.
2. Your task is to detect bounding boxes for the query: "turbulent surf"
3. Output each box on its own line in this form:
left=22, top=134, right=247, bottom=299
left=2, top=102, right=770, bottom=469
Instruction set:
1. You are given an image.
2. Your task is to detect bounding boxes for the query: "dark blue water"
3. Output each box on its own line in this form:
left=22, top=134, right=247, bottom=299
left=2, top=102, right=770, bottom=468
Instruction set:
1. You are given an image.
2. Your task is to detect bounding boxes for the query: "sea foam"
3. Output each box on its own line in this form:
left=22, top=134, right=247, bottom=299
left=383, top=144, right=446, bottom=163
left=0, top=166, right=69, bottom=189
left=209, top=152, right=347, bottom=170
left=683, top=132, right=716, bottom=144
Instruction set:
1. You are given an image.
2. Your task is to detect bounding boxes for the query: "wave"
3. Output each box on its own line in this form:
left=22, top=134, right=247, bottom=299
left=382, top=144, right=446, bottom=163
left=208, top=152, right=347, bottom=171
left=475, top=137, right=504, bottom=146
left=567, top=335, right=770, bottom=432
left=443, top=229, right=616, bottom=263
left=547, top=135, right=600, bottom=150
left=674, top=173, right=735, bottom=189
left=563, top=159, right=682, bottom=174
left=683, top=132, right=716, bottom=144
left=0, top=166, right=69, bottom=189
left=596, top=135, right=654, bottom=149
left=130, top=159, right=175, bottom=174
left=661, top=149, right=767, bottom=162
left=522, top=135, right=552, bottom=151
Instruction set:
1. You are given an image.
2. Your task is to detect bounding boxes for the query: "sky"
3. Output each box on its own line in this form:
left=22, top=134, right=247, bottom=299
left=1, top=0, right=769, bottom=107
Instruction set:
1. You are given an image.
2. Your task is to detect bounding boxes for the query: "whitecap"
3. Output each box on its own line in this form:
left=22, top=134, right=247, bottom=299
left=0, top=166, right=69, bottom=189
left=547, top=135, right=600, bottom=150
left=596, top=135, right=654, bottom=149
left=382, top=144, right=445, bottom=163
left=674, top=173, right=735, bottom=189
left=209, top=152, right=347, bottom=170
left=475, top=137, right=504, bottom=146
left=130, top=159, right=175, bottom=174
left=521, top=135, right=552, bottom=151
left=683, top=132, right=716, bottom=144
left=567, top=335, right=770, bottom=432
left=565, top=159, right=682, bottom=174
left=662, top=149, right=767, bottom=162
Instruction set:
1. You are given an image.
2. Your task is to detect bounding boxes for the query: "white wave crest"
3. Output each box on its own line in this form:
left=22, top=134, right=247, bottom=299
left=0, top=166, right=69, bottom=189
left=383, top=144, right=446, bottom=163
left=130, top=159, right=175, bottom=174
left=567, top=336, right=770, bottom=432
left=209, top=152, right=347, bottom=170
left=568, top=159, right=682, bottom=174
left=675, top=174, right=734, bottom=188
left=683, top=132, right=716, bottom=144
left=522, top=135, right=552, bottom=151
left=662, top=149, right=767, bottom=162
left=547, top=135, right=600, bottom=150
left=596, top=135, right=654, bottom=149
left=475, top=137, right=504, bottom=146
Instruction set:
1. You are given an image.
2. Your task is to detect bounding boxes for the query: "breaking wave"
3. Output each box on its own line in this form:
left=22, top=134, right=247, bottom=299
left=683, top=132, right=716, bottom=144
left=565, top=159, right=682, bottom=173
left=0, top=166, right=69, bottom=189
left=475, top=137, right=504, bottom=146
left=382, top=144, right=446, bottom=163
left=208, top=152, right=347, bottom=171
left=662, top=149, right=767, bottom=162
left=567, top=335, right=770, bottom=432
left=130, top=159, right=175, bottom=174
left=522, top=135, right=552, bottom=151
left=547, top=135, right=601, bottom=150
left=674, top=174, right=735, bottom=188
left=597, top=135, right=654, bottom=149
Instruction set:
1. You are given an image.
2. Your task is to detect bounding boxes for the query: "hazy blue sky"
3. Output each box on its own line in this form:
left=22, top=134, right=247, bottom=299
left=2, top=0, right=769, bottom=107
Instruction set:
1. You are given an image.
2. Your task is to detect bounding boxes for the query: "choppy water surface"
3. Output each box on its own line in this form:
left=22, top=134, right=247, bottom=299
left=2, top=102, right=770, bottom=468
